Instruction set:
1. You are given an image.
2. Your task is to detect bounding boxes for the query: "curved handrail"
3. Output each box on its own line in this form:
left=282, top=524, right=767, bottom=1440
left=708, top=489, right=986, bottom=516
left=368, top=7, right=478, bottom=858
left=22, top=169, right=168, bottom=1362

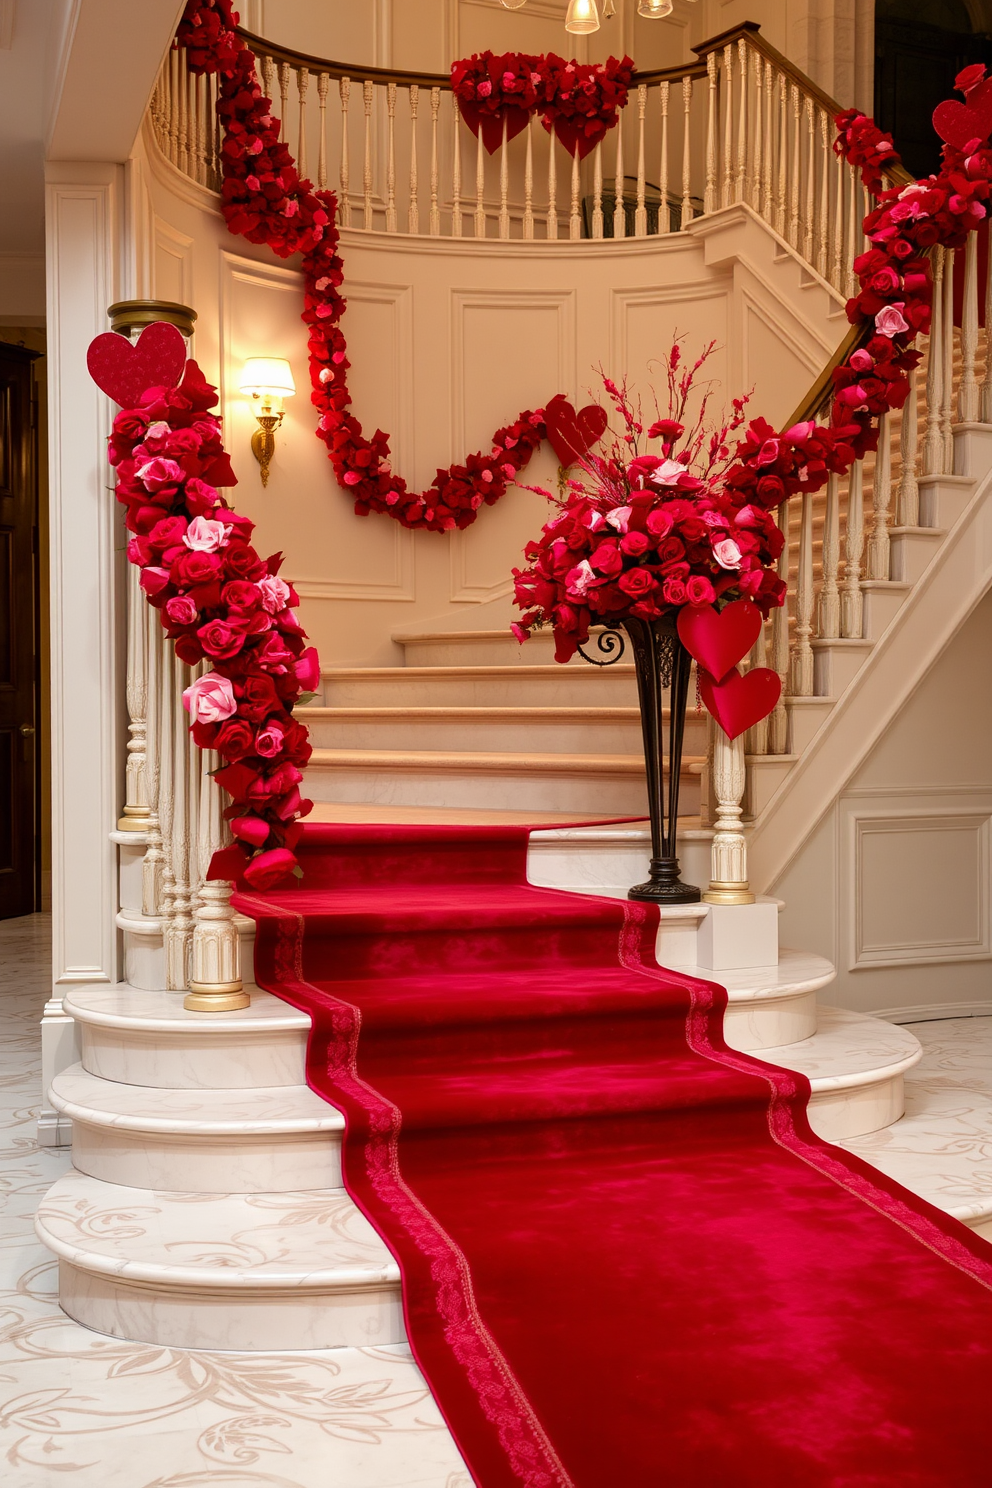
left=236, top=27, right=452, bottom=89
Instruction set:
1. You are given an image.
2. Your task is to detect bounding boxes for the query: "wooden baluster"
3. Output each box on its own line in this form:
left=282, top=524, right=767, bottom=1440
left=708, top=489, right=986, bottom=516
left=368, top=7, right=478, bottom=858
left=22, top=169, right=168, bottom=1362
left=570, top=147, right=582, bottom=240
left=832, top=147, right=844, bottom=289
left=746, top=627, right=770, bottom=756
left=817, top=109, right=829, bottom=276
left=735, top=39, right=747, bottom=204
left=141, top=614, right=163, bottom=919
left=278, top=61, right=290, bottom=142
left=166, top=657, right=193, bottom=991
left=790, top=489, right=815, bottom=696
left=166, top=50, right=179, bottom=165
left=982, top=230, right=992, bottom=421
left=475, top=127, right=486, bottom=237
left=762, top=59, right=773, bottom=221
left=385, top=82, right=398, bottom=233
left=363, top=79, right=374, bottom=230
left=803, top=94, right=815, bottom=263
left=776, top=72, right=787, bottom=236
left=548, top=131, right=559, bottom=239
left=591, top=137, right=603, bottom=238
left=196, top=72, right=207, bottom=185
left=177, top=50, right=189, bottom=174
left=429, top=87, right=441, bottom=236
left=339, top=77, right=352, bottom=227
left=635, top=83, right=648, bottom=234
left=704, top=55, right=717, bottom=215
left=317, top=72, right=329, bottom=188
left=705, top=730, right=755, bottom=905
left=408, top=84, right=420, bottom=235
left=960, top=229, right=979, bottom=421
left=923, top=246, right=945, bottom=474
left=841, top=460, right=865, bottom=638
left=768, top=501, right=790, bottom=752
left=751, top=48, right=763, bottom=211
left=941, top=246, right=955, bottom=468
left=867, top=410, right=892, bottom=580
left=659, top=81, right=670, bottom=233
left=680, top=74, right=693, bottom=229
left=721, top=44, right=733, bottom=209
left=262, top=53, right=275, bottom=112
left=845, top=159, right=859, bottom=296
left=612, top=113, right=624, bottom=238
left=452, top=91, right=463, bottom=237
left=897, top=369, right=920, bottom=526
left=156, top=634, right=175, bottom=958
left=789, top=83, right=801, bottom=248
left=296, top=65, right=309, bottom=180
left=502, top=116, right=514, bottom=240
left=525, top=118, right=537, bottom=239
left=818, top=472, right=841, bottom=639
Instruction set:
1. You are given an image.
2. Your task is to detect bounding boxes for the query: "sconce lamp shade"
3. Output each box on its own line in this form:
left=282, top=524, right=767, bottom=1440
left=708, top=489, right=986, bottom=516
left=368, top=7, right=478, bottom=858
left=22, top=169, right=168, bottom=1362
left=565, top=0, right=600, bottom=33
left=239, top=357, right=296, bottom=399
left=637, top=0, right=674, bottom=14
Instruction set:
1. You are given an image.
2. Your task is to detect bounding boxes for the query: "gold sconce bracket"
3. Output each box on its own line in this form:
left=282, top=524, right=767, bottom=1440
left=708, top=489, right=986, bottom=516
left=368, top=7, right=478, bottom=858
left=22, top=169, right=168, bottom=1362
left=249, top=407, right=285, bottom=487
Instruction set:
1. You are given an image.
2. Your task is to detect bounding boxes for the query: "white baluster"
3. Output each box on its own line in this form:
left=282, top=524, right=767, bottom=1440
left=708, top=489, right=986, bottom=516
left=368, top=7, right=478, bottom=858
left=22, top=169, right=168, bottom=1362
left=262, top=53, right=275, bottom=114
left=429, top=87, right=441, bottom=236
left=789, top=83, right=801, bottom=248
left=818, top=109, right=829, bottom=276
left=475, top=127, right=486, bottom=237
left=981, top=232, right=992, bottom=421
left=897, top=368, right=920, bottom=526
left=385, top=82, right=398, bottom=233
left=818, top=472, right=841, bottom=639
left=680, top=74, right=693, bottom=229
left=156, top=632, right=175, bottom=951
left=317, top=72, right=329, bottom=188
left=296, top=66, right=309, bottom=179
left=768, top=501, right=789, bottom=752
left=832, top=145, right=844, bottom=290
left=141, top=615, right=162, bottom=918
left=923, top=248, right=945, bottom=475
left=186, top=751, right=247, bottom=1013
left=776, top=72, right=787, bottom=236
left=612, top=116, right=624, bottom=238
left=659, top=81, right=670, bottom=234
left=751, top=49, right=763, bottom=211
left=503, top=115, right=514, bottom=240
left=960, top=230, right=979, bottom=421
left=762, top=59, right=774, bottom=221
left=736, top=40, right=747, bottom=204
left=339, top=77, right=352, bottom=227
left=569, top=147, right=582, bottom=240
left=363, top=79, right=374, bottom=230
left=745, top=627, right=769, bottom=757
left=635, top=83, right=648, bottom=235
left=591, top=136, right=603, bottom=239
left=790, top=489, right=814, bottom=696
left=177, top=52, right=189, bottom=174
left=721, top=45, right=733, bottom=209
left=452, top=91, right=463, bottom=237
left=166, top=50, right=179, bottom=166
left=408, top=84, right=420, bottom=235
left=278, top=61, right=290, bottom=143
left=119, top=564, right=151, bottom=836
left=704, top=53, right=717, bottom=215
left=165, top=656, right=193, bottom=991
left=703, top=729, right=755, bottom=905
left=845, top=164, right=859, bottom=296
left=803, top=94, right=815, bottom=264
left=841, top=459, right=865, bottom=638
left=941, top=246, right=955, bottom=468
left=867, top=410, right=892, bottom=580
left=524, top=117, right=536, bottom=239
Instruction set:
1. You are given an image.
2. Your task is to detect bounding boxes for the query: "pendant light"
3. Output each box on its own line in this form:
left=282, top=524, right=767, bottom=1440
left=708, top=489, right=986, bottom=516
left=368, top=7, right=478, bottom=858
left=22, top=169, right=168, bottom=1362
left=565, top=0, right=601, bottom=34
left=603, top=0, right=617, bottom=16
left=637, top=0, right=674, bottom=15
left=498, top=0, right=528, bottom=8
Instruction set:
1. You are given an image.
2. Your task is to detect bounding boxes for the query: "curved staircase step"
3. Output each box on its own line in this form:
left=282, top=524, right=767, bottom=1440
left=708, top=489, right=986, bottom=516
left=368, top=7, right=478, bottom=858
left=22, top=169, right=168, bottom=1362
left=321, top=662, right=639, bottom=707
left=757, top=1007, right=922, bottom=1141
left=50, top=1064, right=343, bottom=1192
left=65, top=985, right=311, bottom=1090
left=36, top=1170, right=403, bottom=1351
left=714, top=950, right=836, bottom=1051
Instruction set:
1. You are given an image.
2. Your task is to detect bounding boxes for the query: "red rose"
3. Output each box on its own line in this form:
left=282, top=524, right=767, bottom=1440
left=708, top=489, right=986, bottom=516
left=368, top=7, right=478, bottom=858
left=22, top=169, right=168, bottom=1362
left=238, top=673, right=280, bottom=721
left=165, top=595, right=198, bottom=626
left=618, top=567, right=657, bottom=597
left=214, top=718, right=256, bottom=760
left=224, top=542, right=265, bottom=579
left=198, top=617, right=249, bottom=659
left=172, top=549, right=222, bottom=586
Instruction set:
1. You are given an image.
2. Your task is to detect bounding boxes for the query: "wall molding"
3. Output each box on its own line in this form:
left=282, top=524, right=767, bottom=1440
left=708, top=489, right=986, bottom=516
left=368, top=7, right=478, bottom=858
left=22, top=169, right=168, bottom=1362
left=875, top=1000, right=992, bottom=1025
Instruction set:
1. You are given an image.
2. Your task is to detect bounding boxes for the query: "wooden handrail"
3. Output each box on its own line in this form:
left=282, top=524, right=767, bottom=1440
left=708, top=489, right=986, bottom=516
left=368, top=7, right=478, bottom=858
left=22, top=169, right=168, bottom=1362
left=236, top=28, right=453, bottom=89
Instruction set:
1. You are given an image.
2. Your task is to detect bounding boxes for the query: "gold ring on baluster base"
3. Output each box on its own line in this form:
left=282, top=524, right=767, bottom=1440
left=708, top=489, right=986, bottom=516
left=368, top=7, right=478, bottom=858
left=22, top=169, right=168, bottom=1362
left=702, top=881, right=757, bottom=906
left=184, top=980, right=251, bottom=1013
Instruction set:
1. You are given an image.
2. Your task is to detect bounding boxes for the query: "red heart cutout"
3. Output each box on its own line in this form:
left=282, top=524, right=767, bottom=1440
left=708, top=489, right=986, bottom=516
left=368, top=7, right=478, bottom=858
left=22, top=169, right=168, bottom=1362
left=677, top=599, right=763, bottom=684
left=544, top=394, right=608, bottom=469
left=87, top=321, right=188, bottom=408
left=933, top=78, right=992, bottom=149
left=699, top=665, right=781, bottom=741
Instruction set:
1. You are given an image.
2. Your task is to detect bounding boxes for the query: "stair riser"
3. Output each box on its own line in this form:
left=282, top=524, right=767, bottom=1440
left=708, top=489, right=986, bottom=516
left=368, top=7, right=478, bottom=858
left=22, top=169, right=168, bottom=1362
left=65, top=1126, right=342, bottom=1194
left=56, top=1263, right=405, bottom=1351
left=78, top=1027, right=310, bottom=1090
left=785, top=700, right=833, bottom=754
left=889, top=532, right=943, bottom=584
left=861, top=587, right=909, bottom=641
left=303, top=765, right=696, bottom=816
left=724, top=991, right=818, bottom=1051
left=744, top=758, right=793, bottom=818
left=806, top=1072, right=906, bottom=1142
left=813, top=645, right=872, bottom=698
left=400, top=636, right=562, bottom=666
left=304, top=719, right=655, bottom=754
left=322, top=673, right=641, bottom=707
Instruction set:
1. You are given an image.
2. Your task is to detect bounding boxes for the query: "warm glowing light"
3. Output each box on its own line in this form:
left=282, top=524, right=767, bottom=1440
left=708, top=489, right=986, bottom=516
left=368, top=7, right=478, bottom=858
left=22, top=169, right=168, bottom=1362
left=498, top=0, right=529, bottom=8
left=637, top=0, right=674, bottom=15
left=565, top=0, right=601, bottom=34
left=239, top=357, right=297, bottom=400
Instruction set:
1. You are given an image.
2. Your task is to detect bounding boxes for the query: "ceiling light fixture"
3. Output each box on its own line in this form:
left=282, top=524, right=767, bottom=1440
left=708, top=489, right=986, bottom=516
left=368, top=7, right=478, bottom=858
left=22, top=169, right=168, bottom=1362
left=498, top=0, right=529, bottom=8
left=565, top=0, right=601, bottom=34
left=637, top=0, right=674, bottom=15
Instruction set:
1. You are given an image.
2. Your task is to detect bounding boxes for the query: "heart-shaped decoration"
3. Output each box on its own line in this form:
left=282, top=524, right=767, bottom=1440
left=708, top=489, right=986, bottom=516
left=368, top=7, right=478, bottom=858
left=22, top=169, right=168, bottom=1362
left=933, top=78, right=992, bottom=150
left=87, top=321, right=188, bottom=408
left=699, top=665, right=781, bottom=741
left=677, top=599, right=763, bottom=684
left=544, top=394, right=608, bottom=469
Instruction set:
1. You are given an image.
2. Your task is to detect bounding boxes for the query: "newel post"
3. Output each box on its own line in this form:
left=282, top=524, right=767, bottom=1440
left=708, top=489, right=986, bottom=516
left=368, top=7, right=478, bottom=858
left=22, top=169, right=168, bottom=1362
left=703, top=728, right=755, bottom=905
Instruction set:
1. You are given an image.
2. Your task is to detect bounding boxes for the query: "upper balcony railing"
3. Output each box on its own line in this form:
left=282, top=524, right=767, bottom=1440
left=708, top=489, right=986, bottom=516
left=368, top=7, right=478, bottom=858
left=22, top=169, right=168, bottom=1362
left=150, top=21, right=898, bottom=296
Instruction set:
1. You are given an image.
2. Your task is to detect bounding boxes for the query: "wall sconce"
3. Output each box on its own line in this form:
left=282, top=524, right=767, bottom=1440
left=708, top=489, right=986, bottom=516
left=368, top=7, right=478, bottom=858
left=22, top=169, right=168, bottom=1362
left=239, top=357, right=296, bottom=487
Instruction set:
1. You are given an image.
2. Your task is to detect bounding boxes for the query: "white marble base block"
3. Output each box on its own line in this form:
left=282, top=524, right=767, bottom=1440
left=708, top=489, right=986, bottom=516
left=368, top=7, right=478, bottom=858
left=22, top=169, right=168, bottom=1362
left=695, top=899, right=780, bottom=972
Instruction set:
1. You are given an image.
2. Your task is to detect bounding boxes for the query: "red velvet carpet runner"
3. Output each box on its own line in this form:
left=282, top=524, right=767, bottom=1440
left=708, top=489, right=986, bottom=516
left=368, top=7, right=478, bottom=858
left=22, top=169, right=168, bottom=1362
left=237, top=824, right=992, bottom=1488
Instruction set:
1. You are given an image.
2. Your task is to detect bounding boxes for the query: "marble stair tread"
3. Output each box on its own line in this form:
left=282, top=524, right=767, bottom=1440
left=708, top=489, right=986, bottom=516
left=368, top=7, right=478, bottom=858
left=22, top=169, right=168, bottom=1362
left=755, top=1007, right=923, bottom=1091
left=49, top=1064, right=343, bottom=1135
left=36, top=1170, right=401, bottom=1290
left=64, top=983, right=311, bottom=1033
left=692, top=950, right=836, bottom=1007
left=838, top=1085, right=992, bottom=1234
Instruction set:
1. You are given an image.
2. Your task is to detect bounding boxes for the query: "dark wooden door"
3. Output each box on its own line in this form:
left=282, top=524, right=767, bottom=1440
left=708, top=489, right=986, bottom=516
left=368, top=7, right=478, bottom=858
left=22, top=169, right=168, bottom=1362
left=875, top=17, right=992, bottom=179
left=0, top=345, right=40, bottom=919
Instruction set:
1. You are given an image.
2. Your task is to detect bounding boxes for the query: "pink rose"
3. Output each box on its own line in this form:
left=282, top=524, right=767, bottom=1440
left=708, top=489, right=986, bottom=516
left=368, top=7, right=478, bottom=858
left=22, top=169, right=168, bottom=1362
left=874, top=303, right=910, bottom=338
left=294, top=647, right=321, bottom=693
left=257, top=574, right=292, bottom=614
left=165, top=595, right=198, bottom=626
left=713, top=538, right=743, bottom=570
left=566, top=559, right=598, bottom=598
left=242, top=847, right=298, bottom=889
left=605, top=506, right=632, bottom=534
left=183, top=514, right=233, bottom=552
left=136, top=457, right=184, bottom=492
left=685, top=575, right=716, bottom=606
left=183, top=671, right=237, bottom=724
left=255, top=722, right=286, bottom=758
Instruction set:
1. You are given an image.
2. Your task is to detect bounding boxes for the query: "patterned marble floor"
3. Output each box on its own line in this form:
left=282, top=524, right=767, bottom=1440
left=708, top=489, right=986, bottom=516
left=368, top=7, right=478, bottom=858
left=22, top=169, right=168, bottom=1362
left=0, top=915, right=470, bottom=1488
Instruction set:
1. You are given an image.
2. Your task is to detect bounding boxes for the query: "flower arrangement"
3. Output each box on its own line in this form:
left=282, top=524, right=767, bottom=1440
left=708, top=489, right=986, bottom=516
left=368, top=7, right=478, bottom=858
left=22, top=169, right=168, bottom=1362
left=833, top=109, right=901, bottom=194
left=451, top=49, right=634, bottom=159
left=511, top=342, right=786, bottom=665
left=100, top=340, right=318, bottom=890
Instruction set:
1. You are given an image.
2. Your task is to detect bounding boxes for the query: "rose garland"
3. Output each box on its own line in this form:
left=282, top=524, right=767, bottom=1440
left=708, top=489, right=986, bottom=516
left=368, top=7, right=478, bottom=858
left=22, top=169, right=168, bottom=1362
left=177, top=0, right=549, bottom=533
left=451, top=50, right=634, bottom=159
left=95, top=341, right=318, bottom=890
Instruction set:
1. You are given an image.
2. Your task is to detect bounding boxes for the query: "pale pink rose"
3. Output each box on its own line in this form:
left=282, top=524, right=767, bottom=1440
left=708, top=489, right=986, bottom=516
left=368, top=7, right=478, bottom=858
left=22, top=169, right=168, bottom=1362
left=136, top=457, right=183, bottom=492
left=605, top=506, right=632, bottom=533
left=648, top=458, right=689, bottom=487
left=183, top=514, right=233, bottom=552
left=257, top=575, right=292, bottom=614
left=566, top=559, right=598, bottom=598
left=584, top=509, right=605, bottom=531
left=874, top=303, right=910, bottom=338
left=146, top=421, right=171, bottom=441
left=182, top=671, right=237, bottom=724
left=712, top=538, right=743, bottom=570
